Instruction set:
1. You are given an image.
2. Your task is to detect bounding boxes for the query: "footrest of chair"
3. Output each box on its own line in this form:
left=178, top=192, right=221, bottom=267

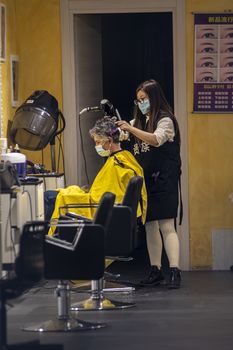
left=106, top=256, right=133, bottom=262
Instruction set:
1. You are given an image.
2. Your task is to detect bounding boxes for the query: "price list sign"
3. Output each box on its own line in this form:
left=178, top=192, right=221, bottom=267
left=194, top=13, right=233, bottom=113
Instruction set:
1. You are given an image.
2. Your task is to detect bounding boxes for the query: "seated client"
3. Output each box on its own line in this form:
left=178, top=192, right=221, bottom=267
left=44, top=116, right=147, bottom=234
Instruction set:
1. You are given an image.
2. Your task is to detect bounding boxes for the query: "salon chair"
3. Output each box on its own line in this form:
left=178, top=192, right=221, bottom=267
left=18, top=192, right=115, bottom=332
left=0, top=222, right=64, bottom=349
left=59, top=176, right=143, bottom=311
left=103, top=175, right=143, bottom=291
left=105, top=175, right=143, bottom=257
left=16, top=221, right=106, bottom=332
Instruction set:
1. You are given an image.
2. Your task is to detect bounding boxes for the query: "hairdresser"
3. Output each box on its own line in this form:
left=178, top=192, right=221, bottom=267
left=116, top=79, right=182, bottom=289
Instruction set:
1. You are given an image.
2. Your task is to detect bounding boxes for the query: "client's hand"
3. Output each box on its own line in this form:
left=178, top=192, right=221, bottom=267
left=81, top=185, right=89, bottom=192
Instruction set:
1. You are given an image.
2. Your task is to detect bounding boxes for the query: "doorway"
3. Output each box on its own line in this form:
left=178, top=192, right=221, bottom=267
left=74, top=12, right=173, bottom=184
left=60, top=0, right=189, bottom=270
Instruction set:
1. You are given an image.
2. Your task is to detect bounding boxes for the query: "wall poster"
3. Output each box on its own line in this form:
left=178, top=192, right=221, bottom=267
left=194, top=13, right=233, bottom=113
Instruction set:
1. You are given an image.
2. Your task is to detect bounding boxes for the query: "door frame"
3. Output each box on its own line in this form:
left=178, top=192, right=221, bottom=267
left=60, top=0, right=190, bottom=270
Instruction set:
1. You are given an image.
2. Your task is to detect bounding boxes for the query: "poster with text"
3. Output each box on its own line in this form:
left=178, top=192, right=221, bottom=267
left=194, top=13, right=233, bottom=113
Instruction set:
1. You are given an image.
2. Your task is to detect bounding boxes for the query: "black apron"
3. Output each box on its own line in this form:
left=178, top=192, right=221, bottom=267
left=131, top=112, right=181, bottom=222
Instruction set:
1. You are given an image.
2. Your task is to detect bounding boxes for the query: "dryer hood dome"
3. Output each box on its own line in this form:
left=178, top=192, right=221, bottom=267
left=10, top=90, right=60, bottom=151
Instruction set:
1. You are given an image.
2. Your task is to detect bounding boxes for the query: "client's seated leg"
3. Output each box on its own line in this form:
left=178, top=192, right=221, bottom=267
left=44, top=190, right=58, bottom=221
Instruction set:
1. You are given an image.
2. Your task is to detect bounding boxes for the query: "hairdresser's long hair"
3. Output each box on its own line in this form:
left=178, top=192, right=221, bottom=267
left=133, top=79, right=180, bottom=143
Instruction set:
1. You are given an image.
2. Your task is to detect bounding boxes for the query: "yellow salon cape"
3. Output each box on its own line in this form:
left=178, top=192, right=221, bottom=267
left=49, top=150, right=147, bottom=235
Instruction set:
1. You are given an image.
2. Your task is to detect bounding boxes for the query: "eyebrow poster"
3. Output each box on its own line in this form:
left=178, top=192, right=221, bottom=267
left=194, top=13, right=233, bottom=113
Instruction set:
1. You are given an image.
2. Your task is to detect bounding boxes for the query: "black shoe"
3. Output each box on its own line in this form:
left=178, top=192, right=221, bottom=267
left=167, top=267, right=181, bottom=289
left=139, top=266, right=164, bottom=286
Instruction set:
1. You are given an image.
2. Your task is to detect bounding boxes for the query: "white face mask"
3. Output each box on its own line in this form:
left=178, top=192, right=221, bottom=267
left=95, top=144, right=110, bottom=157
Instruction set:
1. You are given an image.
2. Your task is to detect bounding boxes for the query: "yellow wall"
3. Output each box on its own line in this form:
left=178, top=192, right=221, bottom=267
left=2, top=0, right=233, bottom=267
left=2, top=0, right=62, bottom=171
left=186, top=0, right=233, bottom=268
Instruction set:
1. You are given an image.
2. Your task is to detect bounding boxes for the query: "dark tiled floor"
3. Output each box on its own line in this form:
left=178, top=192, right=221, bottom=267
left=5, top=250, right=233, bottom=350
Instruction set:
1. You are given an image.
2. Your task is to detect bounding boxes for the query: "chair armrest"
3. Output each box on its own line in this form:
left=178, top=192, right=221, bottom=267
left=46, top=234, right=75, bottom=251
left=65, top=212, right=92, bottom=223
left=50, top=219, right=85, bottom=242
left=59, top=201, right=128, bottom=216
left=58, top=203, right=99, bottom=216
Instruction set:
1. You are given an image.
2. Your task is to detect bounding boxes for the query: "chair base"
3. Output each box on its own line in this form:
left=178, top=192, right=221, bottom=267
left=70, top=281, right=135, bottom=293
left=70, top=296, right=135, bottom=311
left=103, top=281, right=135, bottom=293
left=22, top=318, right=106, bottom=332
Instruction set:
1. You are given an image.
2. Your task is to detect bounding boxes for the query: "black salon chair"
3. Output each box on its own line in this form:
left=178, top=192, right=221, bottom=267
left=18, top=192, right=115, bottom=332
left=59, top=176, right=144, bottom=311
left=102, top=175, right=144, bottom=292
left=16, top=221, right=106, bottom=332
left=105, top=175, right=143, bottom=257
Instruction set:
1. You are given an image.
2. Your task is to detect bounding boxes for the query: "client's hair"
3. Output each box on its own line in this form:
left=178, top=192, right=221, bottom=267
left=89, top=116, right=120, bottom=143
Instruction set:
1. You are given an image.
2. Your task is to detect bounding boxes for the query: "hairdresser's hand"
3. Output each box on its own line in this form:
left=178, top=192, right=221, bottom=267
left=116, top=120, right=132, bottom=132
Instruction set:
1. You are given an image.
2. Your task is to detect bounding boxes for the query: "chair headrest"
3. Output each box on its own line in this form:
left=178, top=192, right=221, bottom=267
left=93, top=191, right=116, bottom=230
left=122, top=176, right=143, bottom=210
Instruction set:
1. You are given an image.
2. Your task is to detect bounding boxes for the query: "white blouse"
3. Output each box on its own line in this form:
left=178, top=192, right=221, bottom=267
left=130, top=117, right=175, bottom=147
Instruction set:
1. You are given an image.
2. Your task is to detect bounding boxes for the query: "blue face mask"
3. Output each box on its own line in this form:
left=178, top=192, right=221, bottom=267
left=138, top=99, right=150, bottom=115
